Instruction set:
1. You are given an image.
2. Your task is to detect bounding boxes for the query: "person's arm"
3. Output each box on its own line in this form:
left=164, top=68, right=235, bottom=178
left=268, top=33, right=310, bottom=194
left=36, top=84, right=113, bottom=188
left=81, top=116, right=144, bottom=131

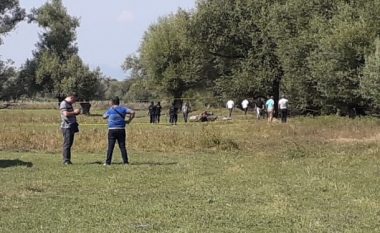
left=103, top=111, right=109, bottom=119
left=126, top=110, right=135, bottom=124
left=62, top=109, right=80, bottom=117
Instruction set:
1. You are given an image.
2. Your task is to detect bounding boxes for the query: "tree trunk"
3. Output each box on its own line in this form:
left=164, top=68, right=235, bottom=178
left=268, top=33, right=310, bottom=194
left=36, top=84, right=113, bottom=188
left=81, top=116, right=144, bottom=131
left=80, top=102, right=92, bottom=115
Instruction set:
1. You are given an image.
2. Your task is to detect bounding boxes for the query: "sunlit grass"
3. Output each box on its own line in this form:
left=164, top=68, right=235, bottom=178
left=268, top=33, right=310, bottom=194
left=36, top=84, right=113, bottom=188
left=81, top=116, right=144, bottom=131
left=1, top=109, right=380, bottom=232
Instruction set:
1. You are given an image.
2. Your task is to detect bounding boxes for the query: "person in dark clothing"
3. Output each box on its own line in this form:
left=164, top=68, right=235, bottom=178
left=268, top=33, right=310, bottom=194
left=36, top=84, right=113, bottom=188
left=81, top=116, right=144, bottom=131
left=59, top=93, right=81, bottom=165
left=155, top=102, right=162, bottom=123
left=169, top=103, right=178, bottom=125
left=255, top=98, right=265, bottom=120
left=148, top=101, right=156, bottom=124
left=103, top=97, right=135, bottom=166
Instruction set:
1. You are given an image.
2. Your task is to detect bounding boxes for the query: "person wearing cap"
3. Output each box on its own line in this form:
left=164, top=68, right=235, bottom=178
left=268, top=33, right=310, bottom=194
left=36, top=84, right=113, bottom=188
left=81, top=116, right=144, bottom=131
left=59, top=93, right=81, bottom=165
left=278, top=95, right=289, bottom=123
left=103, top=97, right=135, bottom=166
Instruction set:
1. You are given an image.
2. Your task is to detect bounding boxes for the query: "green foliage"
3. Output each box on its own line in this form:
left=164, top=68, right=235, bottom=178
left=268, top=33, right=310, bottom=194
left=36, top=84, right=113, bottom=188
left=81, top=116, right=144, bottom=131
left=0, top=0, right=25, bottom=44
left=361, top=38, right=380, bottom=107
left=18, top=0, right=101, bottom=101
left=131, top=0, right=380, bottom=115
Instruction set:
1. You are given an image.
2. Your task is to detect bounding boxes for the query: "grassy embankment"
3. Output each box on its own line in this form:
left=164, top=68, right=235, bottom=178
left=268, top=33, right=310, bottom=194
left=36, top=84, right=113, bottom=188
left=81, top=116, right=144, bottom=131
left=1, top=108, right=380, bottom=232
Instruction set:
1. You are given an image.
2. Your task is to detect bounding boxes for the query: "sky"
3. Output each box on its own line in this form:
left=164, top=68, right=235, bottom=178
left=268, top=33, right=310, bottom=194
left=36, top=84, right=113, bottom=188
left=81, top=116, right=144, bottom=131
left=0, top=0, right=196, bottom=80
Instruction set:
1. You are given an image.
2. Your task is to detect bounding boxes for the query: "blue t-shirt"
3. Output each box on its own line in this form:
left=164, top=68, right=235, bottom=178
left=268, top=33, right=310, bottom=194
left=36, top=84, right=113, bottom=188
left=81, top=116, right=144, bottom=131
left=266, top=99, right=275, bottom=110
left=104, top=106, right=132, bottom=129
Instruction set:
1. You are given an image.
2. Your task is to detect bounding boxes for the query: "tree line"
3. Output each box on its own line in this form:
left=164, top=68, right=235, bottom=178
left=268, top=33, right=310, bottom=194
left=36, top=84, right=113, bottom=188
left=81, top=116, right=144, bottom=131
left=125, top=0, right=380, bottom=115
left=1, top=0, right=380, bottom=116
left=0, top=0, right=129, bottom=102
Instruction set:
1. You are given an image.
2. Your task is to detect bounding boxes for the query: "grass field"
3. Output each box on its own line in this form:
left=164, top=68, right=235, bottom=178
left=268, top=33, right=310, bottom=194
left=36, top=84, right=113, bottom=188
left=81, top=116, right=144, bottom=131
left=1, top=108, right=380, bottom=232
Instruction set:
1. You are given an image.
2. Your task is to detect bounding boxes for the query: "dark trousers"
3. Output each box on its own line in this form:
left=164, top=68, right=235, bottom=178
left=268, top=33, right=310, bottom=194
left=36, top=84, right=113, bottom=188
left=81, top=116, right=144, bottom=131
left=281, top=109, right=288, bottom=123
left=156, top=114, right=161, bottom=123
left=150, top=114, right=155, bottom=123
left=228, top=108, right=233, bottom=117
left=106, top=129, right=128, bottom=164
left=62, top=128, right=75, bottom=163
left=244, top=108, right=248, bottom=115
left=170, top=114, right=178, bottom=125
left=183, top=112, right=189, bottom=123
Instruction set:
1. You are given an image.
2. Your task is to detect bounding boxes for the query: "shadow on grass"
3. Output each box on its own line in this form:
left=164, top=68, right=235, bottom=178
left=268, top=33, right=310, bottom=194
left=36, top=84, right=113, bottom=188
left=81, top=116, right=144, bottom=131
left=85, top=161, right=178, bottom=166
left=0, top=159, right=33, bottom=168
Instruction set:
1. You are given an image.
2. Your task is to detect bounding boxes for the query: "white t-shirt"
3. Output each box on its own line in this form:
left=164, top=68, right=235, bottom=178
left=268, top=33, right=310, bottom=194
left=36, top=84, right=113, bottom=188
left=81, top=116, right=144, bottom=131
left=278, top=98, right=289, bottom=109
left=241, top=99, right=249, bottom=109
left=226, top=100, right=234, bottom=109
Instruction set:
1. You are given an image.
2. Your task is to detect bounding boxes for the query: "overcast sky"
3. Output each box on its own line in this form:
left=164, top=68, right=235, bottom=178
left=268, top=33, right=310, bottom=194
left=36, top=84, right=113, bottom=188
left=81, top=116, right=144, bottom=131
left=0, top=0, right=196, bottom=80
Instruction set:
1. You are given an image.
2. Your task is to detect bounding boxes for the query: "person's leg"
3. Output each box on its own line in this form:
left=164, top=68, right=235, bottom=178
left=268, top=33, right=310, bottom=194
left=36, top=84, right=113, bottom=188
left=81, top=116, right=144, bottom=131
left=157, top=114, right=160, bottom=124
left=116, top=129, right=129, bottom=164
left=229, top=108, right=232, bottom=117
left=62, top=128, right=74, bottom=163
left=244, top=108, right=248, bottom=115
left=106, top=130, right=117, bottom=165
left=174, top=114, right=178, bottom=125
left=150, top=114, right=154, bottom=124
left=282, top=109, right=288, bottom=123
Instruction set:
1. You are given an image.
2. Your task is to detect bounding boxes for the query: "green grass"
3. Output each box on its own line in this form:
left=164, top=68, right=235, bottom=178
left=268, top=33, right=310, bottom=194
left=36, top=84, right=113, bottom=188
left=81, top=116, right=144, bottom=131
left=1, top=109, right=380, bottom=232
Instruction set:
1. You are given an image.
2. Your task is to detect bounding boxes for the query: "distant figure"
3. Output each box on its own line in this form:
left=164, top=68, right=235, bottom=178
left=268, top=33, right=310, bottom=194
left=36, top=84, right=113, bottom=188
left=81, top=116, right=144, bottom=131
left=226, top=99, right=235, bottom=118
left=241, top=99, right=249, bottom=115
left=182, top=102, right=190, bottom=123
left=265, top=96, right=275, bottom=123
left=59, top=93, right=81, bottom=165
left=255, top=98, right=265, bottom=120
left=148, top=101, right=156, bottom=124
left=103, top=97, right=135, bottom=166
left=155, top=102, right=162, bottom=123
left=278, top=95, right=289, bottom=123
left=169, top=103, right=178, bottom=125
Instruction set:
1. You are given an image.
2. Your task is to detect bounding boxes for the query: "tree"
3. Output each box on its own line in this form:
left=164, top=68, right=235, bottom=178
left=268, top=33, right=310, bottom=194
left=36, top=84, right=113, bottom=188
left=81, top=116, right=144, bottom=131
left=140, top=10, right=207, bottom=99
left=0, top=0, right=25, bottom=45
left=20, top=0, right=101, bottom=103
left=361, top=38, right=380, bottom=108
left=0, top=0, right=25, bottom=101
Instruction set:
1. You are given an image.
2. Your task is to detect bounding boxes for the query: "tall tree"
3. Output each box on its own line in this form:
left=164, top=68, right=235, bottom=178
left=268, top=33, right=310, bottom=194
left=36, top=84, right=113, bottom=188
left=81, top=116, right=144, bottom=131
left=21, top=0, right=101, bottom=101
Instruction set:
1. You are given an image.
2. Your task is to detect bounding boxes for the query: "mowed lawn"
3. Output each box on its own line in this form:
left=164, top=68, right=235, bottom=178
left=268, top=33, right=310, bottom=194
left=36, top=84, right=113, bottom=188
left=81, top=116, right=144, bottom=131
left=1, top=109, right=380, bottom=232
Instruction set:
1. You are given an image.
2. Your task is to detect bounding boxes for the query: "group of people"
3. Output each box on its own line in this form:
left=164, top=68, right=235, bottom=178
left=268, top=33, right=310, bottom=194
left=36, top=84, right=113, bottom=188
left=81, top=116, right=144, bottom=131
left=59, top=94, right=288, bottom=166
left=149, top=101, right=191, bottom=125
left=148, top=102, right=162, bottom=124
left=60, top=94, right=135, bottom=166
left=226, top=95, right=289, bottom=123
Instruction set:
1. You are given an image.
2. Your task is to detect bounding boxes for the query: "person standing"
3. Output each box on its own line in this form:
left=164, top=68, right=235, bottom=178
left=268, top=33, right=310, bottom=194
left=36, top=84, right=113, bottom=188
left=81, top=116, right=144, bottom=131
left=241, top=99, right=249, bottom=115
left=60, top=93, right=81, bottom=165
left=278, top=95, right=289, bottom=123
left=169, top=102, right=178, bottom=125
left=148, top=101, right=156, bottom=124
left=226, top=99, right=235, bottom=118
left=182, top=102, right=190, bottom=123
left=265, top=96, right=275, bottom=123
left=103, top=97, right=135, bottom=166
left=155, top=102, right=162, bottom=124
left=255, top=98, right=264, bottom=120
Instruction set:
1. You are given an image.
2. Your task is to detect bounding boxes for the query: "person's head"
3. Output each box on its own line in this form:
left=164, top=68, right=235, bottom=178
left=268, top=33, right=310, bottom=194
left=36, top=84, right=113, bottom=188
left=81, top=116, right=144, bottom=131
left=151, top=101, right=154, bottom=105
left=157, top=101, right=161, bottom=105
left=270, top=96, right=274, bottom=99
left=281, top=94, right=286, bottom=99
left=66, top=93, right=78, bottom=104
left=111, top=96, right=120, bottom=106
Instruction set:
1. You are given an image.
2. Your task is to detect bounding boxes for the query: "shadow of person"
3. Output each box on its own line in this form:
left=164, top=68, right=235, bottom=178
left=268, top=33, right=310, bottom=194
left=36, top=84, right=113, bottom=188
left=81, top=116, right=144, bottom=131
left=130, top=162, right=178, bottom=166
left=0, top=159, right=33, bottom=168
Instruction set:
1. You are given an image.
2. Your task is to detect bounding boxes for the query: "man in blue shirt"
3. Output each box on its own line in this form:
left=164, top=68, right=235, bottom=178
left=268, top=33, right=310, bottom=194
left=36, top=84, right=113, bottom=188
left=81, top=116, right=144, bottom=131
left=103, top=97, right=135, bottom=166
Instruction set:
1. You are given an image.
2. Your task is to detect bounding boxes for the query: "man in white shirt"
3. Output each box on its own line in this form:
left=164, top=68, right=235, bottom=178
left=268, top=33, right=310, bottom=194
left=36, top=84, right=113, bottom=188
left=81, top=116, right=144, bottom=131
left=226, top=100, right=234, bottom=118
left=278, top=95, right=289, bottom=123
left=241, top=99, right=249, bottom=115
